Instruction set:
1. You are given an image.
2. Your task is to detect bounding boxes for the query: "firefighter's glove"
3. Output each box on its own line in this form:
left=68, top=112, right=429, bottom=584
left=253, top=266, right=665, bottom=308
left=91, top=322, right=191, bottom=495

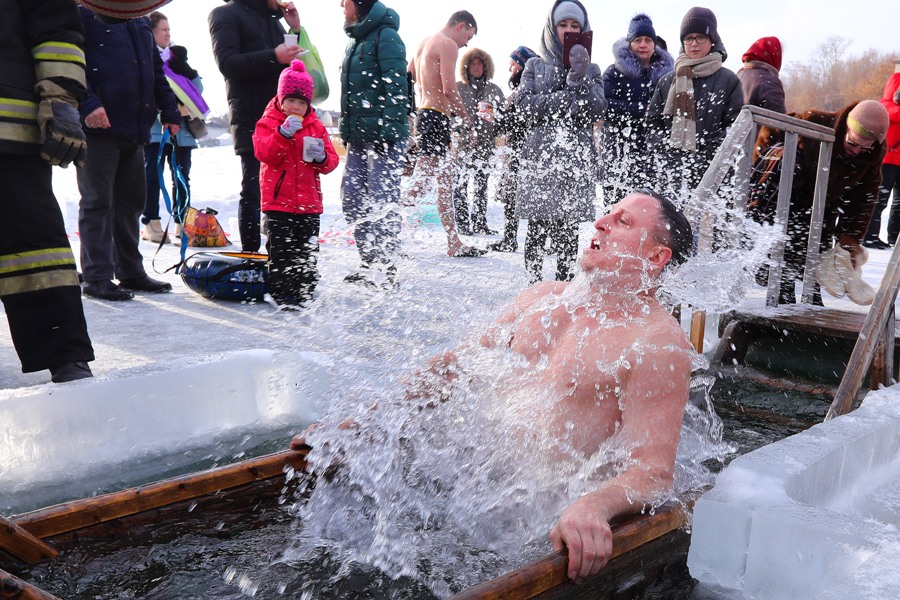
left=37, top=100, right=87, bottom=168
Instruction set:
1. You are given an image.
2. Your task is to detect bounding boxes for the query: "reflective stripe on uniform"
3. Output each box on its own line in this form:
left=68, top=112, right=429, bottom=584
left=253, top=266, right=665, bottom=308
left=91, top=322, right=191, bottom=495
left=0, top=120, right=41, bottom=145
left=0, top=98, right=37, bottom=121
left=32, top=42, right=85, bottom=65
left=32, top=42, right=87, bottom=86
left=0, top=248, right=79, bottom=296
left=0, top=248, right=77, bottom=275
left=0, top=269, right=80, bottom=296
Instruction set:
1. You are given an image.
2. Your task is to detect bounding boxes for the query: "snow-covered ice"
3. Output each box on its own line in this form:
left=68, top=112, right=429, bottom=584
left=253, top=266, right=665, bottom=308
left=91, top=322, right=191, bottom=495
left=688, top=389, right=900, bottom=600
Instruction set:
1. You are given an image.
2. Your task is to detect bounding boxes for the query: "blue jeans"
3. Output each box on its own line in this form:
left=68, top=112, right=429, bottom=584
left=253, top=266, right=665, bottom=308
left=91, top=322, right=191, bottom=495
left=341, top=140, right=407, bottom=267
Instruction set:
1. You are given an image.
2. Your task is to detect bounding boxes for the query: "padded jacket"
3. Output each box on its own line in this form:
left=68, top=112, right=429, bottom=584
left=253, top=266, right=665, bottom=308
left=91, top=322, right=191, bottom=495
left=339, top=1, right=409, bottom=145
left=78, top=7, right=179, bottom=144
left=209, top=0, right=290, bottom=155
left=253, top=99, right=339, bottom=215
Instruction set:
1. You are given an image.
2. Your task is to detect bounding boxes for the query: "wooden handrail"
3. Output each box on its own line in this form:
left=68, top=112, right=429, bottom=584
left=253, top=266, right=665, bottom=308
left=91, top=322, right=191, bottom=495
left=826, top=243, right=900, bottom=419
left=11, top=449, right=308, bottom=540
left=687, top=106, right=838, bottom=348
left=0, top=515, right=58, bottom=564
left=0, top=567, right=61, bottom=599
left=449, top=503, right=687, bottom=600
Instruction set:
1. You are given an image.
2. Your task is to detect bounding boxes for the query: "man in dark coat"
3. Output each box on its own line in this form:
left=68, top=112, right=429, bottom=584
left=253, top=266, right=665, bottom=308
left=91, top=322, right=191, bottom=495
left=77, top=6, right=180, bottom=301
left=209, top=0, right=302, bottom=253
left=0, top=0, right=95, bottom=382
left=754, top=100, right=889, bottom=304
left=491, top=45, right=537, bottom=252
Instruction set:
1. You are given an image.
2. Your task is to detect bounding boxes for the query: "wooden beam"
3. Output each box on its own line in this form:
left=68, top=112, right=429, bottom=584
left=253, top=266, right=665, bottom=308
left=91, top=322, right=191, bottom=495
left=13, top=449, right=308, bottom=540
left=0, top=516, right=58, bottom=564
left=827, top=243, right=900, bottom=420
left=0, top=567, right=61, bottom=599
left=449, top=504, right=686, bottom=600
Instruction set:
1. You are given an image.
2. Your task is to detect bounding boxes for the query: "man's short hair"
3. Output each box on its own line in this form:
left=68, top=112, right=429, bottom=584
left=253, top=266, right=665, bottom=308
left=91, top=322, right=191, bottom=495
left=638, top=189, right=693, bottom=268
left=447, top=10, right=477, bottom=33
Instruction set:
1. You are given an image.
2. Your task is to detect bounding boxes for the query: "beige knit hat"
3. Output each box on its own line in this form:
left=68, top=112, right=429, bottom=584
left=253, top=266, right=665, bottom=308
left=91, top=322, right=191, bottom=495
left=78, top=0, right=173, bottom=19
left=847, top=100, right=890, bottom=143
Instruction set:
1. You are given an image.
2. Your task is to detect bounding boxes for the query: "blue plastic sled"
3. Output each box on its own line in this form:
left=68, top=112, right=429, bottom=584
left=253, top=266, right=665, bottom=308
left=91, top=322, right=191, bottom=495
left=180, top=251, right=268, bottom=301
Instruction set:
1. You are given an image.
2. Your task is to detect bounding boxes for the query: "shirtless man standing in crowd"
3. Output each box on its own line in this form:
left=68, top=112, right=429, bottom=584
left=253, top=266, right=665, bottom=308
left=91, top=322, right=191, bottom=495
left=293, top=190, right=695, bottom=581
left=407, top=11, right=485, bottom=257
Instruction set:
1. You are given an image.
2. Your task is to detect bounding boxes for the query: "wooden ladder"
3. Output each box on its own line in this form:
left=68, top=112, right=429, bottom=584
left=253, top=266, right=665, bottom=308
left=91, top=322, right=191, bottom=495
left=688, top=106, right=836, bottom=352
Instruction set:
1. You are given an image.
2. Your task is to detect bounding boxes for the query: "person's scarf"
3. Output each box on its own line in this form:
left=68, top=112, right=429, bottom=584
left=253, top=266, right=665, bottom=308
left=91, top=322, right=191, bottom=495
left=663, top=52, right=723, bottom=152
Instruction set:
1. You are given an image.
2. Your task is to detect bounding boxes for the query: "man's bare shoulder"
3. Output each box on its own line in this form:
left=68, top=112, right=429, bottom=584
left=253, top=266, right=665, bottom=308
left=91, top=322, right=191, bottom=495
left=639, top=308, right=693, bottom=354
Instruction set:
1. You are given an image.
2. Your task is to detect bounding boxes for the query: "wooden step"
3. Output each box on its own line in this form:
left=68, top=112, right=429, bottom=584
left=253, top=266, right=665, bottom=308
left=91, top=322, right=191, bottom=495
left=712, top=305, right=896, bottom=395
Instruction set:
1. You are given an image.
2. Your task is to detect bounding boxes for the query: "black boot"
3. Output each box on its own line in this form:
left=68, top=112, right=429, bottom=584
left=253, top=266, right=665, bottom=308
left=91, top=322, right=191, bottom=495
left=119, top=275, right=172, bottom=293
left=50, top=361, right=93, bottom=383
left=83, top=280, right=134, bottom=301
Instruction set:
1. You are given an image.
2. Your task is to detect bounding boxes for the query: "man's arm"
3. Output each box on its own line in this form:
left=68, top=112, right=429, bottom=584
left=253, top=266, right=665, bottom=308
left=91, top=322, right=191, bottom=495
left=550, top=332, right=692, bottom=581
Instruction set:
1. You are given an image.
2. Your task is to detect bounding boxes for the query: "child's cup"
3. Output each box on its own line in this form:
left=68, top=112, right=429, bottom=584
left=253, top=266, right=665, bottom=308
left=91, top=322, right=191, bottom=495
left=303, top=136, right=325, bottom=163
left=283, top=33, right=298, bottom=47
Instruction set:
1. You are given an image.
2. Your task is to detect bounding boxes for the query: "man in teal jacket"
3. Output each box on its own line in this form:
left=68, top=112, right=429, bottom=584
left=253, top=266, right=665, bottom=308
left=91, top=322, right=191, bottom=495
left=339, top=0, right=410, bottom=289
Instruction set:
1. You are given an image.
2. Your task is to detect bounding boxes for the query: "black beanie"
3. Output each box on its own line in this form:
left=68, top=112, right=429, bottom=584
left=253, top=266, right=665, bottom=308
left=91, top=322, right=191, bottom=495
left=353, top=0, right=377, bottom=18
left=626, top=13, right=656, bottom=43
left=680, top=6, right=717, bottom=41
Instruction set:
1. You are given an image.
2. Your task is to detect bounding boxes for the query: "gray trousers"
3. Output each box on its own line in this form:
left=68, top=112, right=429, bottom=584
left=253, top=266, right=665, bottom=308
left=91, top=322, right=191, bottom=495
left=341, top=140, right=406, bottom=267
left=76, top=133, right=147, bottom=283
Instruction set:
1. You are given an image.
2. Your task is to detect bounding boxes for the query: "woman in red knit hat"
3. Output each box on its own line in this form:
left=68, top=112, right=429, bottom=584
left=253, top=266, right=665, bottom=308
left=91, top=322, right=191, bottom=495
left=737, top=36, right=786, bottom=114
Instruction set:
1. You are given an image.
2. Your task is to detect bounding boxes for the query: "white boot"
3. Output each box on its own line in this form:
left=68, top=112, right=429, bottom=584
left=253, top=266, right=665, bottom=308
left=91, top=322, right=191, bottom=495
left=842, top=247, right=876, bottom=305
left=815, top=247, right=845, bottom=298
left=172, top=222, right=183, bottom=243
left=141, top=219, right=169, bottom=244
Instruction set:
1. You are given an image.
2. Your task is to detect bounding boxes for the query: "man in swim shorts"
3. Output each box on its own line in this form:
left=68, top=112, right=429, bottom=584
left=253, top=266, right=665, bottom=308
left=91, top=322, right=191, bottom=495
left=293, top=190, right=696, bottom=582
left=415, top=107, right=452, bottom=158
left=406, top=11, right=486, bottom=257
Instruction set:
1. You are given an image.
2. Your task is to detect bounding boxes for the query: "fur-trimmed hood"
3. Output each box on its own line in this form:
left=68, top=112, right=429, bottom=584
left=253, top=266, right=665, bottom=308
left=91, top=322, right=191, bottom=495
left=459, top=47, right=495, bottom=83
left=611, top=37, right=673, bottom=85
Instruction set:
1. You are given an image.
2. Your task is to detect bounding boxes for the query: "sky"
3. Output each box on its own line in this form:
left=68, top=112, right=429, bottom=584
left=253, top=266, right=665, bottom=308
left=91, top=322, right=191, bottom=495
left=157, top=0, right=900, bottom=117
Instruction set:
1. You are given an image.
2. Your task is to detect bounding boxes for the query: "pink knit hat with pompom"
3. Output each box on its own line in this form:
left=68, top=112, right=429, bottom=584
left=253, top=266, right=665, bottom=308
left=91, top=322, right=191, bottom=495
left=278, top=60, right=314, bottom=105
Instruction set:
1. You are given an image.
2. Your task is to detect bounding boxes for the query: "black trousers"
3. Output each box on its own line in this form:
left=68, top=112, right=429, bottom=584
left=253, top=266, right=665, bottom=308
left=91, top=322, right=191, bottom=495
left=882, top=164, right=900, bottom=244
left=265, top=211, right=320, bottom=306
left=0, top=154, right=94, bottom=372
left=239, top=151, right=262, bottom=253
left=524, top=219, right=579, bottom=284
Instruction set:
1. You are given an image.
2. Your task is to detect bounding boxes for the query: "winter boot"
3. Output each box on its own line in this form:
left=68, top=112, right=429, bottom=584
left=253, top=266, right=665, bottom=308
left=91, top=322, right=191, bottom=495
left=141, top=219, right=169, bottom=244
left=172, top=222, right=183, bottom=242
left=839, top=247, right=876, bottom=305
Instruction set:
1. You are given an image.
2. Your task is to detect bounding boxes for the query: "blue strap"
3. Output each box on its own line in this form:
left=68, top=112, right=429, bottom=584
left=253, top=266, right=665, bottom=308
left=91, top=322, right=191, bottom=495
left=156, top=128, right=191, bottom=272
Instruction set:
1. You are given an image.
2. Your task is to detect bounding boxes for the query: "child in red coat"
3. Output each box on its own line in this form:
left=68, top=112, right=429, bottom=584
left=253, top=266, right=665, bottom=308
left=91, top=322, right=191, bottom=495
left=253, top=60, right=339, bottom=308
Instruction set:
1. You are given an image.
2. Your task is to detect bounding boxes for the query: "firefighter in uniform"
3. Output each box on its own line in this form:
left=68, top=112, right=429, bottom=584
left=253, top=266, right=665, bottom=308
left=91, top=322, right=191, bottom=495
left=0, top=0, right=95, bottom=382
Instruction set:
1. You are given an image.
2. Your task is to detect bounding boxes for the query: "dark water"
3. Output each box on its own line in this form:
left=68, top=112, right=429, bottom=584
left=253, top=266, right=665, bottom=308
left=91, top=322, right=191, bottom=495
left=6, top=378, right=828, bottom=600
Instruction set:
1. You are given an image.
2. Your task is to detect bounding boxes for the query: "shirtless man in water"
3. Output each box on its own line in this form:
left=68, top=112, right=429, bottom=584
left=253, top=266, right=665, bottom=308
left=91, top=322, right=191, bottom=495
left=292, top=190, right=694, bottom=582
left=406, top=11, right=485, bottom=258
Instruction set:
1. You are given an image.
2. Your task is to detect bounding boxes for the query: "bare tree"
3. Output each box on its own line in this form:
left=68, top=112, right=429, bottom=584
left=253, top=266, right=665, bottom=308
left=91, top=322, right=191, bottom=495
left=783, top=37, right=897, bottom=112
